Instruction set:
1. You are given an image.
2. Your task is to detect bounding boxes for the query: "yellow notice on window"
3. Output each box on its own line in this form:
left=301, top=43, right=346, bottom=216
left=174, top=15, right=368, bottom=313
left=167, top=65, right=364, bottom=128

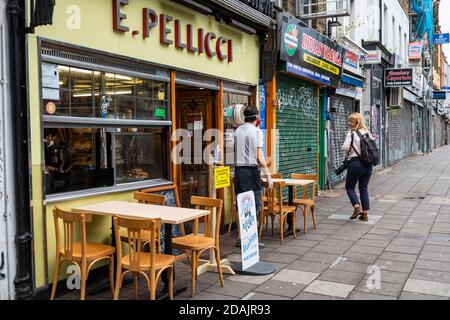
left=214, top=166, right=231, bottom=189
left=303, top=53, right=340, bottom=75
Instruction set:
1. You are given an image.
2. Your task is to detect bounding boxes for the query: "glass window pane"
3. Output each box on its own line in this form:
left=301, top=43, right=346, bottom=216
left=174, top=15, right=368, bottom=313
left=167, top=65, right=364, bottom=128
left=70, top=67, right=95, bottom=117
left=44, top=126, right=168, bottom=195
left=43, top=89, right=70, bottom=116
left=136, top=80, right=168, bottom=120
left=114, top=128, right=165, bottom=184
left=42, top=64, right=170, bottom=121
left=44, top=127, right=114, bottom=195
left=136, top=79, right=154, bottom=99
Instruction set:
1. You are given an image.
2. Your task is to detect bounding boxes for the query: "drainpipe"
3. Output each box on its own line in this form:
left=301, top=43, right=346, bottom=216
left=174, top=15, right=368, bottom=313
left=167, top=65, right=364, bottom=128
left=6, top=0, right=33, bottom=299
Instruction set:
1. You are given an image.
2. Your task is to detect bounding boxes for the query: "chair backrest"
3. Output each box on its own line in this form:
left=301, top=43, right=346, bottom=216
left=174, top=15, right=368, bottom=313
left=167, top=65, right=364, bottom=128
left=190, top=196, right=223, bottom=247
left=139, top=184, right=187, bottom=236
left=53, top=207, right=92, bottom=261
left=134, top=192, right=165, bottom=205
left=113, top=216, right=162, bottom=272
left=266, top=181, right=285, bottom=214
left=291, top=173, right=316, bottom=200
left=140, top=184, right=181, bottom=207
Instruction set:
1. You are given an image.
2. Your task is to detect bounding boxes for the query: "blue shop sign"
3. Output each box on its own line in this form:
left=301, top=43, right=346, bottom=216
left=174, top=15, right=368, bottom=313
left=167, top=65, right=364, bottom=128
left=286, top=62, right=331, bottom=86
left=433, top=33, right=449, bottom=45
left=341, top=74, right=363, bottom=88
left=442, top=86, right=450, bottom=91
left=433, top=91, right=447, bottom=100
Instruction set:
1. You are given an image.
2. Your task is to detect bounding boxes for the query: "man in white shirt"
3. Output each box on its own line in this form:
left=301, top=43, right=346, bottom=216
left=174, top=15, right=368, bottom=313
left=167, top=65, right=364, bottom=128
left=233, top=106, right=273, bottom=246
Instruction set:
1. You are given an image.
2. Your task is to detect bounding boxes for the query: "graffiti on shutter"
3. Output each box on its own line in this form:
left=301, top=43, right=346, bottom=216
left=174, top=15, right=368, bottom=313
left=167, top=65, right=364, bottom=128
left=388, top=103, right=412, bottom=165
left=276, top=74, right=318, bottom=200
left=329, top=95, right=353, bottom=187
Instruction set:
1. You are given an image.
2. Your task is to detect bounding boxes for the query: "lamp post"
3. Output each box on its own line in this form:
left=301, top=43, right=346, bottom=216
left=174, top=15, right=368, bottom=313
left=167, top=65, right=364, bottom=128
left=327, top=17, right=341, bottom=38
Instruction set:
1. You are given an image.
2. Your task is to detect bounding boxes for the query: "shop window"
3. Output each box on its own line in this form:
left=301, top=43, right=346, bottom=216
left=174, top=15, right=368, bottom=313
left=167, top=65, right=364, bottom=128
left=44, top=127, right=168, bottom=195
left=114, top=128, right=165, bottom=184
left=41, top=63, right=169, bottom=121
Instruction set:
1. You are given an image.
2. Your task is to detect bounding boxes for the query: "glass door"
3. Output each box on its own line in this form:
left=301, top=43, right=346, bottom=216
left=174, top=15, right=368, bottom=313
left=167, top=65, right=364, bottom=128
left=176, top=90, right=212, bottom=207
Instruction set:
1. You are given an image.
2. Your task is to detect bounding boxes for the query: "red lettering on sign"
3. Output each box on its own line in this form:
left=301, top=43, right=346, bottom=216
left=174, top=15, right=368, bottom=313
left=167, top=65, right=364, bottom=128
left=216, top=36, right=227, bottom=61
left=228, top=39, right=233, bottom=63
left=113, top=0, right=129, bottom=33
left=205, top=32, right=217, bottom=57
left=174, top=19, right=187, bottom=50
left=143, top=8, right=157, bottom=39
left=186, top=24, right=198, bottom=53
left=198, top=28, right=204, bottom=54
left=160, top=14, right=173, bottom=45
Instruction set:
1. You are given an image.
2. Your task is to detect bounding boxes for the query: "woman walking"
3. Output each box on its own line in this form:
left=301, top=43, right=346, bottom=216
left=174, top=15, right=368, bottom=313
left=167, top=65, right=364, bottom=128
left=341, top=113, right=373, bottom=221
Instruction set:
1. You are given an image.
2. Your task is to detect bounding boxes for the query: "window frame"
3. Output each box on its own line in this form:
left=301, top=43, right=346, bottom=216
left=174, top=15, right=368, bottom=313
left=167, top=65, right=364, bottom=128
left=40, top=57, right=173, bottom=201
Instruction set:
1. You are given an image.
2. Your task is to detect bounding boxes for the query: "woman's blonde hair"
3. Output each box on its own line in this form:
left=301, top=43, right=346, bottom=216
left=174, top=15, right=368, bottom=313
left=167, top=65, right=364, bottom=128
left=348, top=112, right=368, bottom=131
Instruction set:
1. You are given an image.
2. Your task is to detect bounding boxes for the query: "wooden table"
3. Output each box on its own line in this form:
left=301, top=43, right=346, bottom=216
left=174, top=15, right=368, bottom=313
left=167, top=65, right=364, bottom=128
left=262, top=178, right=314, bottom=203
left=73, top=200, right=209, bottom=224
left=262, top=178, right=315, bottom=235
left=73, top=200, right=209, bottom=299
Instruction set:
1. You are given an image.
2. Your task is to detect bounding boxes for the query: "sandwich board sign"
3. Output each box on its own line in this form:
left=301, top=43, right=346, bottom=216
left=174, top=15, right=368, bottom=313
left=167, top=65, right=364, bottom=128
left=236, top=191, right=260, bottom=270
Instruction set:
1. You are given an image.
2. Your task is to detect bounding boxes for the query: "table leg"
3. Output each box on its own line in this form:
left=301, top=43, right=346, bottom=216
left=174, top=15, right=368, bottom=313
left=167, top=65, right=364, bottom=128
left=162, top=223, right=174, bottom=284
left=284, top=186, right=301, bottom=237
left=287, top=186, right=294, bottom=227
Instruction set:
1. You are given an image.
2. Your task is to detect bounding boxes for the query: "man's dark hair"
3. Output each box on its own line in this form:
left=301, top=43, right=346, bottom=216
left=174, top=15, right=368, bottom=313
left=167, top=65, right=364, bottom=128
left=244, top=105, right=259, bottom=123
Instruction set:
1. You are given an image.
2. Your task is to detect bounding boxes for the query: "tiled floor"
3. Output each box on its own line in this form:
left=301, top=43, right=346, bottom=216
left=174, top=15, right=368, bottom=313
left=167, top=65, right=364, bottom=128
left=57, top=146, right=450, bottom=300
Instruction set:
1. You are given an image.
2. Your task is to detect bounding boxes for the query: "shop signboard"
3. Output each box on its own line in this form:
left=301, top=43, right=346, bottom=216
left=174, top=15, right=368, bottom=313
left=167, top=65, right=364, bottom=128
left=344, top=49, right=359, bottom=70
left=408, top=42, right=422, bottom=60
left=236, top=191, right=260, bottom=270
left=113, top=0, right=234, bottom=63
left=433, top=91, right=447, bottom=100
left=214, top=166, right=230, bottom=189
left=384, top=68, right=413, bottom=87
left=280, top=13, right=345, bottom=87
left=359, top=50, right=382, bottom=64
left=336, top=82, right=363, bottom=100
left=442, top=86, right=450, bottom=91
left=433, top=33, right=450, bottom=45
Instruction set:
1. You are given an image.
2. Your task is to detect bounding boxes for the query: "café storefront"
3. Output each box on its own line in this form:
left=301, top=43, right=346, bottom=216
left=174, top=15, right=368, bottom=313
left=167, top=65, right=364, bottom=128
left=27, top=0, right=274, bottom=293
left=271, top=12, right=345, bottom=194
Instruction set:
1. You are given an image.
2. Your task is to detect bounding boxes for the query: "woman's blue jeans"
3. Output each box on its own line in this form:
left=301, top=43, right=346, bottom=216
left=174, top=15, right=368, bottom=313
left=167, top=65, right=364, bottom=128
left=345, top=158, right=373, bottom=211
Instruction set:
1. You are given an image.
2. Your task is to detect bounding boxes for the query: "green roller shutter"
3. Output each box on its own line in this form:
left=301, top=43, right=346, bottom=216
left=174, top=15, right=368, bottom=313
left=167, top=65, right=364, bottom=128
left=276, top=74, right=319, bottom=199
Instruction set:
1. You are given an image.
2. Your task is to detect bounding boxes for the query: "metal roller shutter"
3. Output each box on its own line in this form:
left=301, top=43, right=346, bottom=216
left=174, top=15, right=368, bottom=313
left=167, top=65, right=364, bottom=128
left=276, top=74, right=318, bottom=198
left=329, top=95, right=353, bottom=187
left=388, top=102, right=413, bottom=165
left=435, top=116, right=443, bottom=147
left=442, top=118, right=447, bottom=145
left=412, top=105, right=423, bottom=153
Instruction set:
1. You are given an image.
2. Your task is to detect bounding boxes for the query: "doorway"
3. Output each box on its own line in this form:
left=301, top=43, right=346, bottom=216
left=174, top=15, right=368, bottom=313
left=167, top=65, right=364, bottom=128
left=176, top=87, right=216, bottom=207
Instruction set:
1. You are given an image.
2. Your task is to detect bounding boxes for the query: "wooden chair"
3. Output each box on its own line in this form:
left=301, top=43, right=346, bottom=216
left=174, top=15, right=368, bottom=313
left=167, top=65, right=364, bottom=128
left=120, top=192, right=166, bottom=253
left=260, top=173, right=283, bottom=237
left=50, top=207, right=115, bottom=300
left=260, top=181, right=297, bottom=244
left=139, top=185, right=188, bottom=263
left=172, top=196, right=224, bottom=297
left=291, top=173, right=317, bottom=234
left=113, top=217, right=175, bottom=300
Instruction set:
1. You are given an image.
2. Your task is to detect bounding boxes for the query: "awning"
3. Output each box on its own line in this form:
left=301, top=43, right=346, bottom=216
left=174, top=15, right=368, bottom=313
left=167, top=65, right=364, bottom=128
left=341, top=74, right=364, bottom=88
left=210, top=0, right=276, bottom=28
